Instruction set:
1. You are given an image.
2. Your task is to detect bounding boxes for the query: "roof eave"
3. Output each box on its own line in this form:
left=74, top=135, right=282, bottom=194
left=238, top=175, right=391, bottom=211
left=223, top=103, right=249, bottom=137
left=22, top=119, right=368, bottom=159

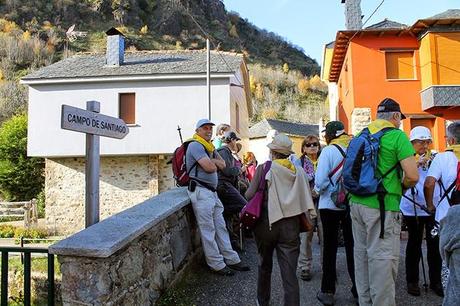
left=20, top=72, right=235, bottom=85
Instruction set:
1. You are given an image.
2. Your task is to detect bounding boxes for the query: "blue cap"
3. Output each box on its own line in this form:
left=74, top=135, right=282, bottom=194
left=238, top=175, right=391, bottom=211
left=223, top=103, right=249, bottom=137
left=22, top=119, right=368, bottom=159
left=196, top=119, right=215, bottom=129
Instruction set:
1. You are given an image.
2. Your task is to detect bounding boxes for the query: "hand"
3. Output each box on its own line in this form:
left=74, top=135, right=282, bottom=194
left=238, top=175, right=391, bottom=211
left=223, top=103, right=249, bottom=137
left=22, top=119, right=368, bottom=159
left=427, top=205, right=436, bottom=215
left=311, top=189, right=319, bottom=199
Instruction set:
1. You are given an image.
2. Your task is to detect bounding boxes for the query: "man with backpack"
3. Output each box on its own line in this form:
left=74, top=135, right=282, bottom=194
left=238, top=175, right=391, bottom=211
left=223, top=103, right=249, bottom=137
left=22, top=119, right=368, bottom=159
left=186, top=119, right=249, bottom=276
left=345, top=98, right=419, bottom=306
left=313, top=121, right=357, bottom=306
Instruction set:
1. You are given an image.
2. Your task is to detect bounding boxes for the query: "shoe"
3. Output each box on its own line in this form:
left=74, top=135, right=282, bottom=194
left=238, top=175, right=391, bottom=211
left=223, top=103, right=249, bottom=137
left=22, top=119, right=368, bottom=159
left=213, top=266, right=235, bottom=276
left=407, top=282, right=421, bottom=296
left=430, top=283, right=444, bottom=297
left=317, top=291, right=335, bottom=306
left=300, top=269, right=312, bottom=281
left=228, top=262, right=250, bottom=271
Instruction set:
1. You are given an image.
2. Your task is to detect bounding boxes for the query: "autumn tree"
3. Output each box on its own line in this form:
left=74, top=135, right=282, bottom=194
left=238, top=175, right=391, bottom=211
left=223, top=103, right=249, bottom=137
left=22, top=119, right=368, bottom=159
left=282, top=63, right=289, bottom=74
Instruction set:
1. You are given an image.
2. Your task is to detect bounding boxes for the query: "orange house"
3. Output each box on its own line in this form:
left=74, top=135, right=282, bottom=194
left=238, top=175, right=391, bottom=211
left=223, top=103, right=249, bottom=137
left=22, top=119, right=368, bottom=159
left=324, top=10, right=460, bottom=152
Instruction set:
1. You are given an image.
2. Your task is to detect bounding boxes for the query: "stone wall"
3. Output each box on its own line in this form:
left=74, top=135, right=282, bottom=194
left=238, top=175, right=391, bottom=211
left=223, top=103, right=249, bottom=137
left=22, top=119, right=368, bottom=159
left=45, top=155, right=174, bottom=235
left=49, top=188, right=200, bottom=305
left=351, top=108, right=371, bottom=136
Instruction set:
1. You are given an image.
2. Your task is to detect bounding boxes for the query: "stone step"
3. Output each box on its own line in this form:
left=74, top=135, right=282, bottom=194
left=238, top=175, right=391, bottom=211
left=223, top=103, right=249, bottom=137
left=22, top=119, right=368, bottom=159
left=0, top=209, right=24, bottom=216
left=0, top=202, right=27, bottom=209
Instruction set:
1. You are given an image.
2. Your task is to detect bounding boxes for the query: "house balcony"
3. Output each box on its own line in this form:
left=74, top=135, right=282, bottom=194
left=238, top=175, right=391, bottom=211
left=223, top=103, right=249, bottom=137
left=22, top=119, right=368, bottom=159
left=420, top=85, right=460, bottom=111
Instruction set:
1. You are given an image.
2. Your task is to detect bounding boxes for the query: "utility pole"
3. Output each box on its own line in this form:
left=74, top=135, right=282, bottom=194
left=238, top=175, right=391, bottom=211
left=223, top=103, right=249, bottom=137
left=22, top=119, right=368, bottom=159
left=206, top=38, right=211, bottom=120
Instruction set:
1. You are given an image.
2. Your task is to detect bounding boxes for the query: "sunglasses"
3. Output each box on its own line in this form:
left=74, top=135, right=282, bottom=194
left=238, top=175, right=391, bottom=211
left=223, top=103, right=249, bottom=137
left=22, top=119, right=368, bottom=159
left=304, top=143, right=319, bottom=148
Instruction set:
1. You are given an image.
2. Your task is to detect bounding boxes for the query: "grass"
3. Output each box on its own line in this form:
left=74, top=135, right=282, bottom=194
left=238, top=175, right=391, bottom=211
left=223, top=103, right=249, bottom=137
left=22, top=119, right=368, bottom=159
left=0, top=256, right=61, bottom=276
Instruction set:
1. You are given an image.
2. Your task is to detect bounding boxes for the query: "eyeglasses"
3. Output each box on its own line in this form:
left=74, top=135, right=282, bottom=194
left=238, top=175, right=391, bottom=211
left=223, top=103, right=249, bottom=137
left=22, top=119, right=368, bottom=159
left=304, top=143, right=319, bottom=148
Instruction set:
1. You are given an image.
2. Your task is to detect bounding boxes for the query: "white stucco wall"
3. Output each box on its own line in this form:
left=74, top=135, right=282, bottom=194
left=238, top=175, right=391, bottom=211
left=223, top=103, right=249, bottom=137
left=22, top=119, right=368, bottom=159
left=328, top=82, right=338, bottom=121
left=27, top=78, right=238, bottom=157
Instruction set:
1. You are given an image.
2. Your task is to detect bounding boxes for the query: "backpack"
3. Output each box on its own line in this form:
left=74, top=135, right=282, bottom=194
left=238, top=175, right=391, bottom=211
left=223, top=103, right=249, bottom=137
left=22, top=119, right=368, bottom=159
left=172, top=141, right=207, bottom=187
left=342, top=127, right=398, bottom=238
left=329, top=144, right=347, bottom=209
left=438, top=160, right=460, bottom=206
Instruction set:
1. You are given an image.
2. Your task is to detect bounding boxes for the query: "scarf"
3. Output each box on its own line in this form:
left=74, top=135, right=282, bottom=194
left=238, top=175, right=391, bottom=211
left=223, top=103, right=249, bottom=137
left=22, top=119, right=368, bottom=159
left=368, top=119, right=395, bottom=134
left=273, top=159, right=296, bottom=173
left=329, top=134, right=351, bottom=148
left=447, top=144, right=460, bottom=160
left=190, top=134, right=215, bottom=153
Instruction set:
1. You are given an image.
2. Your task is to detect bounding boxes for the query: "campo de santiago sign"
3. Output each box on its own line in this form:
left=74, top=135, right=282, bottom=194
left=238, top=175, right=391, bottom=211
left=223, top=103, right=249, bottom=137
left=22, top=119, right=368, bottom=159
left=61, top=104, right=129, bottom=139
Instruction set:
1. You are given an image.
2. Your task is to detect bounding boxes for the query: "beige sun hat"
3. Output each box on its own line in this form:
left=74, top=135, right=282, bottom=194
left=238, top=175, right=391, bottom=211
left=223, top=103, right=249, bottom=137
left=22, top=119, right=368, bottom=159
left=267, top=133, right=294, bottom=155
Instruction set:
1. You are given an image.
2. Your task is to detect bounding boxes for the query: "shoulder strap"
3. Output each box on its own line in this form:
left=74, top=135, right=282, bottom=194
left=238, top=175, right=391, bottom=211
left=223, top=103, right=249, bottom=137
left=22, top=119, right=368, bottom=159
left=328, top=144, right=346, bottom=184
left=438, top=161, right=460, bottom=206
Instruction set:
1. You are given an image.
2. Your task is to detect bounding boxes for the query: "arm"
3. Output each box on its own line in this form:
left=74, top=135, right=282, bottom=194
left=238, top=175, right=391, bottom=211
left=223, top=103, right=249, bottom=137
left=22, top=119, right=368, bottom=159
left=400, top=156, right=419, bottom=188
left=218, top=148, right=240, bottom=177
left=424, top=176, right=437, bottom=213
left=211, top=151, right=226, bottom=170
left=245, top=164, right=264, bottom=200
left=313, top=147, right=332, bottom=194
left=197, top=157, right=217, bottom=173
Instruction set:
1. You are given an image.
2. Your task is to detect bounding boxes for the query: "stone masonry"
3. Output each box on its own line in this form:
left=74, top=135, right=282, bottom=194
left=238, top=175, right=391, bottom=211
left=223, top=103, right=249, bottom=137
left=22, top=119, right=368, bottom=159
left=351, top=107, right=371, bottom=136
left=50, top=188, right=200, bottom=305
left=45, top=155, right=174, bottom=235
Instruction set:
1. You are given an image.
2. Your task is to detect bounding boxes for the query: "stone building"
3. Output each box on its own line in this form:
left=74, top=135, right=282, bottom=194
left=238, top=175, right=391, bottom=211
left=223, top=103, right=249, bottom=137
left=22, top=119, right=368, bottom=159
left=21, top=29, right=251, bottom=234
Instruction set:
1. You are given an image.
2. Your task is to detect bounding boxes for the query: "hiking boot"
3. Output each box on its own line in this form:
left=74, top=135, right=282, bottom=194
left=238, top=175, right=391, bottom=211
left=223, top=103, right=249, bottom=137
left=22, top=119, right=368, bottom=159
left=213, top=266, right=235, bottom=276
left=430, top=283, right=444, bottom=297
left=317, top=291, right=335, bottom=306
left=228, top=262, right=250, bottom=271
left=300, top=269, right=312, bottom=281
left=407, top=282, right=421, bottom=296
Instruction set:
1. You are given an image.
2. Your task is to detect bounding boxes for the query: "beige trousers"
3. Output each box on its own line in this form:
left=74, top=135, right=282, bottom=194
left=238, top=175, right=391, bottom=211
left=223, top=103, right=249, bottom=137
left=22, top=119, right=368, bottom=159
left=350, top=202, right=401, bottom=306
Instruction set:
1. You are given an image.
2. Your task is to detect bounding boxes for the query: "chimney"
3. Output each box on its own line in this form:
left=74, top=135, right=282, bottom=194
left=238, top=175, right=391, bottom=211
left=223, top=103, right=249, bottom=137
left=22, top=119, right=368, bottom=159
left=105, top=27, right=125, bottom=66
left=343, top=0, right=363, bottom=30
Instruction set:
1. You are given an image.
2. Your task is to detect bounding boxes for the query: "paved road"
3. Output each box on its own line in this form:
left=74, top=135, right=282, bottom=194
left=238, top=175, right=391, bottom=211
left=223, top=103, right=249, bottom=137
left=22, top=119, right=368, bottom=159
left=162, top=234, right=444, bottom=306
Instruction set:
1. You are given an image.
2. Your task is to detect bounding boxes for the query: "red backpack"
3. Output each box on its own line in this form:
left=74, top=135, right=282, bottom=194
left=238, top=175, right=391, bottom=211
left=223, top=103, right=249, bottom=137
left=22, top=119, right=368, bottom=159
left=172, top=141, right=209, bottom=187
left=172, top=141, right=194, bottom=187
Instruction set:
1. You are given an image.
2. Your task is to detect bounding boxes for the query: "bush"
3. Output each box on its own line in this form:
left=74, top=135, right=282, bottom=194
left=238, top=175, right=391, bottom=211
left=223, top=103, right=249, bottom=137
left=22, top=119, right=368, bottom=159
left=0, top=224, right=16, bottom=237
left=36, top=190, right=45, bottom=218
left=0, top=114, right=45, bottom=201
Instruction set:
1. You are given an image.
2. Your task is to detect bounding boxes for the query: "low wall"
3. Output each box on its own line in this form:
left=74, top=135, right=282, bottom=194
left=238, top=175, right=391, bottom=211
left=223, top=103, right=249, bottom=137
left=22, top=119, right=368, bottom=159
left=49, top=188, right=200, bottom=305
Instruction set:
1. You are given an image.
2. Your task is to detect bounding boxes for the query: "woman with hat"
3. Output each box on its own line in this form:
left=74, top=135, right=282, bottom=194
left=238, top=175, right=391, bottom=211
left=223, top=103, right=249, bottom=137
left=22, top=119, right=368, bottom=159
left=245, top=133, right=316, bottom=306
left=400, top=126, right=443, bottom=297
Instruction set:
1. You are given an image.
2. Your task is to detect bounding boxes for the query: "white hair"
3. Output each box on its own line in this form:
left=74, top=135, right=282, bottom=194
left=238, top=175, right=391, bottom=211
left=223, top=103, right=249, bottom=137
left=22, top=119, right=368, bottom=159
left=447, top=121, right=460, bottom=143
left=376, top=111, right=399, bottom=121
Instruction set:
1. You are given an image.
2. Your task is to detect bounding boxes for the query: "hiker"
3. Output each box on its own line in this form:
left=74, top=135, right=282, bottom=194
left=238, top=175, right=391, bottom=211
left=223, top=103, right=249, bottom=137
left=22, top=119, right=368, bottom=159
left=347, top=98, right=418, bottom=306
left=424, top=121, right=460, bottom=297
left=212, top=123, right=231, bottom=149
left=400, top=126, right=443, bottom=297
left=243, top=151, right=258, bottom=182
left=439, top=205, right=460, bottom=306
left=186, top=119, right=249, bottom=276
left=295, top=134, right=323, bottom=281
left=216, top=131, right=248, bottom=249
left=313, top=121, right=357, bottom=305
left=246, top=133, right=316, bottom=306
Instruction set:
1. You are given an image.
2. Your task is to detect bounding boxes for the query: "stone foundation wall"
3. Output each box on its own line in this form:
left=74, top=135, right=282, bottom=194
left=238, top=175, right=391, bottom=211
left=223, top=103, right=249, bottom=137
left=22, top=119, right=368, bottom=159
left=50, top=188, right=199, bottom=305
left=45, top=155, right=174, bottom=235
left=351, top=108, right=371, bottom=135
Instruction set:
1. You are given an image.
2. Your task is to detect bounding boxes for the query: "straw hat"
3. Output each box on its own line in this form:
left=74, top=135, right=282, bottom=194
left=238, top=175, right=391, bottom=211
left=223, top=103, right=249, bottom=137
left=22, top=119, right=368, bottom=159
left=267, top=133, right=294, bottom=155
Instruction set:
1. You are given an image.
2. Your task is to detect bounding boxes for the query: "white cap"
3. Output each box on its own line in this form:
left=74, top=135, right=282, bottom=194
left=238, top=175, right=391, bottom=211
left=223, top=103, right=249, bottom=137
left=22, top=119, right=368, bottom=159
left=410, top=126, right=432, bottom=141
left=195, top=119, right=215, bottom=129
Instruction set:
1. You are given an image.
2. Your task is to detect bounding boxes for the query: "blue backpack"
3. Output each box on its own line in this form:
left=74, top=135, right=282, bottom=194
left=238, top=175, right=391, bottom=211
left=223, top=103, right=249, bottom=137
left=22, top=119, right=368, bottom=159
left=343, top=127, right=399, bottom=238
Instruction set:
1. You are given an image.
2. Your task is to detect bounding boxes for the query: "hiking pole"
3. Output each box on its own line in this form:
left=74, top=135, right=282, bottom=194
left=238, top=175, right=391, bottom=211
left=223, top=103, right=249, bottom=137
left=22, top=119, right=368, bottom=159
left=412, top=188, right=428, bottom=293
left=177, top=125, right=183, bottom=144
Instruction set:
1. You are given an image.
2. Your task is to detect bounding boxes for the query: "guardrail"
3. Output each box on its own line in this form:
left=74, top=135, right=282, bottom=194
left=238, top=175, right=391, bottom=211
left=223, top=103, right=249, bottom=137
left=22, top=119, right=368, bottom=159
left=0, top=246, right=54, bottom=306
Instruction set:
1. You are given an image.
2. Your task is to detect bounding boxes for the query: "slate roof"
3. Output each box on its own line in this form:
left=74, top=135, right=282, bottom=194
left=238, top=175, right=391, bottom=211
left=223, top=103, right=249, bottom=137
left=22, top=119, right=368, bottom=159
left=426, top=9, right=460, bottom=20
left=22, top=50, right=243, bottom=81
left=249, top=119, right=319, bottom=138
left=325, top=41, right=335, bottom=49
left=366, top=19, right=408, bottom=30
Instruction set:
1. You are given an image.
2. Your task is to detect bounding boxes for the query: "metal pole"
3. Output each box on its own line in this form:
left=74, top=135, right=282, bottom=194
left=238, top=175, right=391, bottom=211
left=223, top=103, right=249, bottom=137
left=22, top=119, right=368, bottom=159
left=85, top=101, right=100, bottom=227
left=206, top=38, right=211, bottom=120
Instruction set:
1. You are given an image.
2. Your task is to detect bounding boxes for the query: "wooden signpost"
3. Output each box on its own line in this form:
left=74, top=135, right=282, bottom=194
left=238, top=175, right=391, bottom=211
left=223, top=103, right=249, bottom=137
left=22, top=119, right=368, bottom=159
left=61, top=101, right=129, bottom=228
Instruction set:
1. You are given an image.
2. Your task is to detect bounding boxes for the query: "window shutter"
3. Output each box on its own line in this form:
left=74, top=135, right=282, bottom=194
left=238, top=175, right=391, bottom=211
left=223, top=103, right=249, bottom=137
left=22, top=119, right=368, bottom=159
left=119, top=93, right=135, bottom=124
left=385, top=51, right=414, bottom=80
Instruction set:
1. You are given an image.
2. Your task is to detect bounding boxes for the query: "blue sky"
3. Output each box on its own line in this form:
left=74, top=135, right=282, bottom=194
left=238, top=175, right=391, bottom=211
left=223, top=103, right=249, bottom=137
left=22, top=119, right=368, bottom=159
left=223, top=0, right=459, bottom=65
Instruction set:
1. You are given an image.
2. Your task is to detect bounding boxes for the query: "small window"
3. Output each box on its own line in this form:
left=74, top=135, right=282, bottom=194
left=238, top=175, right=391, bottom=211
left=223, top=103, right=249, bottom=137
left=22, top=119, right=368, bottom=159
left=235, top=103, right=240, bottom=132
left=119, top=93, right=135, bottom=124
left=385, top=51, right=415, bottom=80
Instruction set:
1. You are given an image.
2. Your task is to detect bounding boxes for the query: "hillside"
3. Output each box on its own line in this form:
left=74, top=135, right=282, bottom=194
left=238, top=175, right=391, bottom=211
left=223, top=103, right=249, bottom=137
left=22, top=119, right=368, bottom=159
left=0, top=0, right=325, bottom=125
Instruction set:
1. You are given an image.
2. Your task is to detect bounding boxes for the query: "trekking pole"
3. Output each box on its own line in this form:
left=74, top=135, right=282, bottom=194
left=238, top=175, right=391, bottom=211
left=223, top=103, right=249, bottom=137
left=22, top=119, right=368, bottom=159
left=177, top=125, right=183, bottom=144
left=412, top=188, right=428, bottom=293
